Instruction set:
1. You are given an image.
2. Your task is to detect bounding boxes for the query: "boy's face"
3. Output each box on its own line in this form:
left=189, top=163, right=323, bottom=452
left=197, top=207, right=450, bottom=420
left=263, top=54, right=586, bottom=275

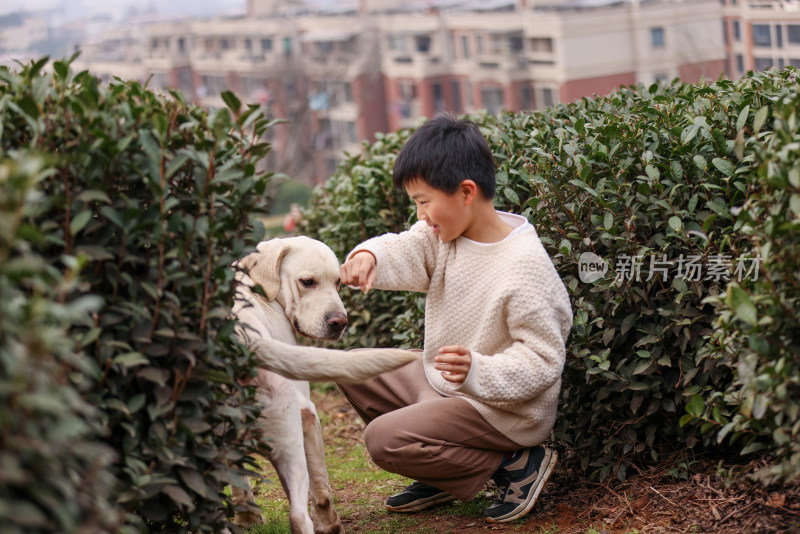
left=405, top=179, right=470, bottom=242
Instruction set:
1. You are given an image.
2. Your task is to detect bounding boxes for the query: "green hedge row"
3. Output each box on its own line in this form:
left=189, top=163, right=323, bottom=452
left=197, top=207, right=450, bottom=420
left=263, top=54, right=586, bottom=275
left=1, top=57, right=274, bottom=532
left=303, top=68, right=800, bottom=484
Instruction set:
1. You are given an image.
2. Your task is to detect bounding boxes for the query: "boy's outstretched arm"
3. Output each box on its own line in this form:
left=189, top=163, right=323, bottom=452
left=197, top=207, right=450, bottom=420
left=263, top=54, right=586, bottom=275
left=340, top=251, right=377, bottom=293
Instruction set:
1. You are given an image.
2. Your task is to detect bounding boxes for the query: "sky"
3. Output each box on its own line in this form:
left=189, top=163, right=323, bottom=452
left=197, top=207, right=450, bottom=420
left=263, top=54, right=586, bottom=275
left=0, top=0, right=247, bottom=19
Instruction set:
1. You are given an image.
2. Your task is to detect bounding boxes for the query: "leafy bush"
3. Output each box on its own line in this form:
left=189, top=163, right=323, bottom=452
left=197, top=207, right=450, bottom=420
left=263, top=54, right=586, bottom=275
left=1, top=57, right=274, bottom=531
left=0, top=154, right=124, bottom=534
left=303, top=68, right=800, bottom=483
left=690, top=70, right=800, bottom=484
left=269, top=179, right=312, bottom=214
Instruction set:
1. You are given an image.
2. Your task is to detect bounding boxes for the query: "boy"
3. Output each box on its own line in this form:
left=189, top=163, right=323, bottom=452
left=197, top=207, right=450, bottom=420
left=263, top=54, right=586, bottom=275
left=338, top=114, right=573, bottom=523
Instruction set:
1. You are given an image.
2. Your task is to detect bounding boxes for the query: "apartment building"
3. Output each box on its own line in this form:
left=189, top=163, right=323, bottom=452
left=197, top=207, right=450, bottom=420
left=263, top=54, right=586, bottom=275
left=722, top=0, right=800, bottom=78
left=75, top=0, right=726, bottom=184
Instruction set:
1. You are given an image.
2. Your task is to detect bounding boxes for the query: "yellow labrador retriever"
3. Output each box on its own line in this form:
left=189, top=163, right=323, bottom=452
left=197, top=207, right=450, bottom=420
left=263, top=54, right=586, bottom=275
left=230, top=237, right=417, bottom=534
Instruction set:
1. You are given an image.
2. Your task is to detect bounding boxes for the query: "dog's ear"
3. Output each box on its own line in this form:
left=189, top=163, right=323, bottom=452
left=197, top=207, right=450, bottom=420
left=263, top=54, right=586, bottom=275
left=238, top=239, right=291, bottom=300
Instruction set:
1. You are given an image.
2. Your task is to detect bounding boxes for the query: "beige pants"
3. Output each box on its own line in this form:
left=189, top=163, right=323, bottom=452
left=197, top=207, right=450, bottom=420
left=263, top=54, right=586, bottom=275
left=338, top=358, right=521, bottom=501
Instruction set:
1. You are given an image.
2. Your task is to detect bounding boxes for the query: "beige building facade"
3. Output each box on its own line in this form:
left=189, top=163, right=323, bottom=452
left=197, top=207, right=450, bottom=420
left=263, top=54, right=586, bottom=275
left=722, top=0, right=800, bottom=77
left=76, top=0, right=727, bottom=184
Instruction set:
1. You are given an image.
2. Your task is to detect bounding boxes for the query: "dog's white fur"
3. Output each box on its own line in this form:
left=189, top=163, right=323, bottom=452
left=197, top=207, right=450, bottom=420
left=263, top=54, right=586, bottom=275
left=230, top=237, right=417, bottom=534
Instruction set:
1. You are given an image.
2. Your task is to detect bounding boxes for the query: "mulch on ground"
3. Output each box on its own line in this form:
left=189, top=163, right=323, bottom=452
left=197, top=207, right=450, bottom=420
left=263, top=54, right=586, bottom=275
left=313, top=388, right=800, bottom=534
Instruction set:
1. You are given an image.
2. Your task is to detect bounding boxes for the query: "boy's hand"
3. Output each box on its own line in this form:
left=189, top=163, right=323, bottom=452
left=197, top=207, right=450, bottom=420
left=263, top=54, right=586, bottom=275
left=435, top=345, right=472, bottom=384
left=340, top=251, right=377, bottom=293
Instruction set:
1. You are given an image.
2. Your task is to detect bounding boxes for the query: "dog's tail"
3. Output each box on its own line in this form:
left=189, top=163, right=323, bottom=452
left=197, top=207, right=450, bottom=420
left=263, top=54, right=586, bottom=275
left=249, top=337, right=420, bottom=383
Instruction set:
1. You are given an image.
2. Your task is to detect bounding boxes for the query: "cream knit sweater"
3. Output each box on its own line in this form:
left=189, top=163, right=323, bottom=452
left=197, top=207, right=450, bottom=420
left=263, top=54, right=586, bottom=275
left=349, top=211, right=573, bottom=446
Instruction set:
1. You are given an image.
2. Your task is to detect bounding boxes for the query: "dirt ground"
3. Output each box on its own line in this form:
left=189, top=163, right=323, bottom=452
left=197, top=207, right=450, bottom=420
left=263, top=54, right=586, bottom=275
left=293, top=389, right=800, bottom=534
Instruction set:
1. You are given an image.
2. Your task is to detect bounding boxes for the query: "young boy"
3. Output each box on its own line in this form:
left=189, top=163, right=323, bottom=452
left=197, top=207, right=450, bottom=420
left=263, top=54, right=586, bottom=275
left=338, top=114, right=573, bottom=524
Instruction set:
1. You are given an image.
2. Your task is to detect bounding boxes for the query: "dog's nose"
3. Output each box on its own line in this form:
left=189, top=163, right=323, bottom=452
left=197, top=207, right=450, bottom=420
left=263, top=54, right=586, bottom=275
left=326, top=313, right=348, bottom=329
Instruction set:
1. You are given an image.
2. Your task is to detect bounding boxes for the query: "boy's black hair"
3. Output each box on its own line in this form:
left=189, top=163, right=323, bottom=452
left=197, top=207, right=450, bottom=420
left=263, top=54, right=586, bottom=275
left=392, top=114, right=496, bottom=199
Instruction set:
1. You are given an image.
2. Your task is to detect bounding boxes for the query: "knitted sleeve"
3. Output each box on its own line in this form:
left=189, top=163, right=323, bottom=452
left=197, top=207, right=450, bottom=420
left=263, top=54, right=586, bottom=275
left=454, top=287, right=572, bottom=404
left=347, top=221, right=439, bottom=293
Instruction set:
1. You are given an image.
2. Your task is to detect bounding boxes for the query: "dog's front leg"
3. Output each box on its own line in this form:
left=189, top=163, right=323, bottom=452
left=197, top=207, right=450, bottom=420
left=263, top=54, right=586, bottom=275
left=301, top=406, right=343, bottom=534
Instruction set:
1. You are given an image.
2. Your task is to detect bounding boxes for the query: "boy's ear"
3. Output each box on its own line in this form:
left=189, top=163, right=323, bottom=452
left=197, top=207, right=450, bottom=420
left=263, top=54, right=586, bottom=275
left=460, top=180, right=478, bottom=206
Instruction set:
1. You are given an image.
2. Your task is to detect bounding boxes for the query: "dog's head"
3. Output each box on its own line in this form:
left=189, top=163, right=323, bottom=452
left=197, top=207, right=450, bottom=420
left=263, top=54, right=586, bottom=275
left=236, top=236, right=348, bottom=341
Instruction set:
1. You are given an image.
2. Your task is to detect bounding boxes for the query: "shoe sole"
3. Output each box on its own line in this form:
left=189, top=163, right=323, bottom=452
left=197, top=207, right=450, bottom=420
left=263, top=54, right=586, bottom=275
left=485, top=448, right=557, bottom=524
left=385, top=493, right=458, bottom=513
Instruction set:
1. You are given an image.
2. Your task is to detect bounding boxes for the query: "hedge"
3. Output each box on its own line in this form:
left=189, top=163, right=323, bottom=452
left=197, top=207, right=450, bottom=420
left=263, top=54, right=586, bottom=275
left=302, top=67, right=800, bottom=484
left=1, top=56, right=274, bottom=532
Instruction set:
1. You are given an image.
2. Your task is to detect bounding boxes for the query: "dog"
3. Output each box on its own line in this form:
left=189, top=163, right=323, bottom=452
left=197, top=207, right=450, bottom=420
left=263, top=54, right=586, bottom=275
left=229, top=237, right=418, bottom=534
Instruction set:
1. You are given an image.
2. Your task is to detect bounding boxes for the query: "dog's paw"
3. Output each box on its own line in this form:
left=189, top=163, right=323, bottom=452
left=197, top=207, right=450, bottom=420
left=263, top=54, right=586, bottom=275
left=314, top=522, right=343, bottom=534
left=234, top=510, right=266, bottom=528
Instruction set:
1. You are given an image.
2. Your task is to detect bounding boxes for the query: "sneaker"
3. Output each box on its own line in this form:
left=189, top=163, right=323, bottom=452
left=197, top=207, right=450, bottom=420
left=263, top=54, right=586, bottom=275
left=483, top=446, right=557, bottom=523
left=385, top=481, right=457, bottom=512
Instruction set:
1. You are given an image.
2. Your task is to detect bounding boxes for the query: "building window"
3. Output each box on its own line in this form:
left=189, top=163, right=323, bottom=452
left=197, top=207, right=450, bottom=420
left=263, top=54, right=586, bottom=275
left=432, top=82, right=444, bottom=112
left=398, top=80, right=417, bottom=101
left=790, top=58, right=800, bottom=68
left=520, top=85, right=533, bottom=111
left=346, top=121, right=357, bottom=144
left=465, top=81, right=474, bottom=107
left=262, top=38, right=272, bottom=51
left=651, top=27, right=665, bottom=48
left=733, top=20, right=741, bottom=41
left=736, top=54, right=745, bottom=73
left=509, top=34, right=524, bottom=54
left=343, top=82, right=353, bottom=103
left=388, top=34, right=405, bottom=51
left=451, top=80, right=462, bottom=113
left=461, top=35, right=470, bottom=59
left=530, top=37, right=553, bottom=53
left=480, top=86, right=504, bottom=116
left=722, top=21, right=728, bottom=45
left=178, top=37, right=186, bottom=53
left=654, top=72, right=669, bottom=82
left=415, top=35, right=431, bottom=53
left=778, top=57, right=786, bottom=69
left=200, top=74, right=227, bottom=96
left=752, top=24, right=771, bottom=47
left=541, top=87, right=554, bottom=108
left=754, top=57, right=774, bottom=71
left=476, top=35, right=483, bottom=54
left=788, top=25, right=800, bottom=44
left=776, top=25, right=783, bottom=48
left=283, top=37, right=293, bottom=56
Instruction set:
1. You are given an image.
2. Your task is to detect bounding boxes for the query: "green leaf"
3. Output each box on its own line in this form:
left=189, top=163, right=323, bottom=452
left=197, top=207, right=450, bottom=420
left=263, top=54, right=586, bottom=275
left=179, top=468, right=216, bottom=499
left=69, top=210, right=92, bottom=235
left=711, top=158, right=734, bottom=176
left=790, top=194, right=800, bottom=216
left=112, top=352, right=149, bottom=369
left=753, top=105, right=769, bottom=135
left=668, top=216, right=682, bottom=232
left=76, top=190, right=112, bottom=204
left=686, top=394, right=705, bottom=418
left=693, top=155, right=707, bottom=171
left=221, top=90, right=242, bottom=114
left=735, top=104, right=750, bottom=132
left=726, top=284, right=757, bottom=326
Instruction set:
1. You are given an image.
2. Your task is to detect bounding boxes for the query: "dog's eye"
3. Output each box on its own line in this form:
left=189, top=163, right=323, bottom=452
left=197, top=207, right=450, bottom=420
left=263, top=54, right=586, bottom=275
left=300, top=278, right=315, bottom=288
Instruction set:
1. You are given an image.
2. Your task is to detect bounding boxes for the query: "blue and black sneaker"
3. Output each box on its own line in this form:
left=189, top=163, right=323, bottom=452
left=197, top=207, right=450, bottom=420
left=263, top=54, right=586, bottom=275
left=483, top=446, right=557, bottom=523
left=385, top=481, right=457, bottom=512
